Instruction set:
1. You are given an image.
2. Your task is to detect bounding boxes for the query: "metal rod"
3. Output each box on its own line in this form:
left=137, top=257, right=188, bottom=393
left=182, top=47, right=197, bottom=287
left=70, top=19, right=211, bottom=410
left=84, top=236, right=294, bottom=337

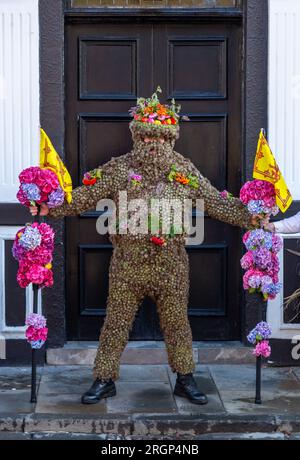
left=30, top=283, right=39, bottom=403
left=30, top=209, right=40, bottom=404
left=255, top=356, right=262, bottom=404
left=254, top=303, right=268, bottom=404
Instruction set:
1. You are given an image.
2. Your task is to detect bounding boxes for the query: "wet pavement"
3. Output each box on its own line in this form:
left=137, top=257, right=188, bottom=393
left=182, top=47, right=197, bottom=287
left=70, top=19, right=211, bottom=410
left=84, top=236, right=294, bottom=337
left=0, top=364, right=300, bottom=438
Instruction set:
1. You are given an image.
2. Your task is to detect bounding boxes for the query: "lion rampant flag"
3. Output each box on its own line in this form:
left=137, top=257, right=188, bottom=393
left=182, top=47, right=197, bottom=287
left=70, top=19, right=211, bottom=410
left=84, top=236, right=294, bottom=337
left=253, top=129, right=292, bottom=213
left=39, top=128, right=73, bottom=204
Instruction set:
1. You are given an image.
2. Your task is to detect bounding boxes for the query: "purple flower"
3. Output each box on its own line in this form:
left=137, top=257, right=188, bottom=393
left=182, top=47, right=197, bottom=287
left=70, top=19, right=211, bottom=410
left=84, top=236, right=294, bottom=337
left=25, top=313, right=47, bottom=329
left=271, top=234, right=283, bottom=253
left=19, top=227, right=42, bottom=251
left=47, top=186, right=65, bottom=209
left=29, top=340, right=46, bottom=349
left=253, top=247, right=272, bottom=269
left=245, top=229, right=273, bottom=251
left=247, top=321, right=272, bottom=344
left=21, top=183, right=41, bottom=202
left=247, top=200, right=264, bottom=214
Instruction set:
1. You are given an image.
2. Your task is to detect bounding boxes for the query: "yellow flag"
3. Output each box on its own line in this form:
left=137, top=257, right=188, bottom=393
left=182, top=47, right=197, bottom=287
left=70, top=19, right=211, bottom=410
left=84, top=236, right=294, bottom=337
left=39, top=128, right=73, bottom=204
left=253, top=130, right=292, bottom=212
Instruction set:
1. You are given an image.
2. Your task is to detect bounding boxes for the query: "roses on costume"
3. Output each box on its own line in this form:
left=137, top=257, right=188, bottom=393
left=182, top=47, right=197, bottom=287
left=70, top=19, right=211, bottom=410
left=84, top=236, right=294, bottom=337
left=82, top=168, right=102, bottom=186
left=17, top=166, right=65, bottom=208
left=25, top=313, right=48, bottom=349
left=168, top=165, right=199, bottom=189
left=128, top=171, right=142, bottom=186
left=12, top=223, right=55, bottom=288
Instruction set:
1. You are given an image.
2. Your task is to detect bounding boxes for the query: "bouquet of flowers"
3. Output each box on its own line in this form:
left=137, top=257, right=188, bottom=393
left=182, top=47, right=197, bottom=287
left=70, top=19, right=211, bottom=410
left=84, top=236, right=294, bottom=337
left=129, top=86, right=188, bottom=126
left=12, top=222, right=55, bottom=288
left=247, top=321, right=272, bottom=358
left=240, top=179, right=279, bottom=217
left=25, top=313, right=48, bottom=349
left=17, top=166, right=65, bottom=208
left=240, top=180, right=283, bottom=301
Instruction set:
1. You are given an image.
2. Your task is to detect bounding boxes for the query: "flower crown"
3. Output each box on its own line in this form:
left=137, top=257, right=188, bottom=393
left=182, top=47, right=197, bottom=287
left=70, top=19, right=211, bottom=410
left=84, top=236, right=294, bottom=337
left=129, top=86, right=188, bottom=126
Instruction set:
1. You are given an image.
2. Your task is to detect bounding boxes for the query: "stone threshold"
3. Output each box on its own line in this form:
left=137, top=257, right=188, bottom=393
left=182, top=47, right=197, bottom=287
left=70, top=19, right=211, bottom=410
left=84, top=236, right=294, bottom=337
left=1, top=413, right=300, bottom=437
left=47, top=341, right=255, bottom=366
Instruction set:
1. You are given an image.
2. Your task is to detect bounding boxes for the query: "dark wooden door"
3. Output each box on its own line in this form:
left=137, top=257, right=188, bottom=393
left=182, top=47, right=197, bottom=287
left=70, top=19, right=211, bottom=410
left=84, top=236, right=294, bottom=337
left=65, top=17, right=243, bottom=341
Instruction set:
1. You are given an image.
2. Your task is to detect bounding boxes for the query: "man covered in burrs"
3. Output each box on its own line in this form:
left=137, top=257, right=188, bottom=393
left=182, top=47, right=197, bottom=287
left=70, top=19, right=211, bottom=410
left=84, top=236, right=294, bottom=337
left=30, top=88, right=259, bottom=405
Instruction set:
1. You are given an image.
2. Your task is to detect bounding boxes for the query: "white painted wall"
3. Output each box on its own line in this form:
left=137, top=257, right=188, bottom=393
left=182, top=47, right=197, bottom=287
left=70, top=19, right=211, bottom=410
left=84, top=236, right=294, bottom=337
left=0, top=0, right=40, bottom=203
left=268, top=0, right=300, bottom=340
left=268, top=0, right=300, bottom=201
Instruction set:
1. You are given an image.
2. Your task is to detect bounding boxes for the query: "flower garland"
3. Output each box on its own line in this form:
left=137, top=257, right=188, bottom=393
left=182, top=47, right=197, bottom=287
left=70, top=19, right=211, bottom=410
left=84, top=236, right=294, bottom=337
left=12, top=223, right=55, bottom=289
left=25, top=313, right=48, bottom=349
left=17, top=166, right=65, bottom=208
left=168, top=165, right=199, bottom=189
left=240, top=180, right=282, bottom=301
left=247, top=321, right=272, bottom=358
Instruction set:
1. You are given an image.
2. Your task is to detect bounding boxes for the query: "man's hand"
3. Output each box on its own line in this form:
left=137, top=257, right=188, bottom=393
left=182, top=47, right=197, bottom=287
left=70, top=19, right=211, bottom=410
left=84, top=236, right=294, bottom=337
left=29, top=203, right=49, bottom=217
left=250, top=214, right=265, bottom=227
left=263, top=222, right=276, bottom=232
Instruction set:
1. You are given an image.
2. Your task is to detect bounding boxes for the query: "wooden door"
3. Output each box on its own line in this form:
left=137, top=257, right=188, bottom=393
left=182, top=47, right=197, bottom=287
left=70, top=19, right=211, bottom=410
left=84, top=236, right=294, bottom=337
left=65, top=17, right=243, bottom=341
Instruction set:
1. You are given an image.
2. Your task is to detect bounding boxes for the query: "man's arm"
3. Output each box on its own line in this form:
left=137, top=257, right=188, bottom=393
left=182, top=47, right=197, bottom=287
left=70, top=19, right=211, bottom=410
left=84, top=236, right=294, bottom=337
left=49, top=157, right=123, bottom=219
left=272, top=211, right=300, bottom=234
left=184, top=160, right=255, bottom=229
left=196, top=175, right=254, bottom=229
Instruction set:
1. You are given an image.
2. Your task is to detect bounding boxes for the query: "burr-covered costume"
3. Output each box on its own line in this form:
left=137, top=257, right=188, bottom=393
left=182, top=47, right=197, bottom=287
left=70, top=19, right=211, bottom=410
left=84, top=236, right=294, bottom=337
left=49, top=91, right=253, bottom=382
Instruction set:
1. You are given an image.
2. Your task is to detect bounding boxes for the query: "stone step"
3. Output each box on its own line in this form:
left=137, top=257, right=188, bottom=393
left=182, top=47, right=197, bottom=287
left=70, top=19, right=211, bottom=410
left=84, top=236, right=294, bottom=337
left=47, top=341, right=255, bottom=366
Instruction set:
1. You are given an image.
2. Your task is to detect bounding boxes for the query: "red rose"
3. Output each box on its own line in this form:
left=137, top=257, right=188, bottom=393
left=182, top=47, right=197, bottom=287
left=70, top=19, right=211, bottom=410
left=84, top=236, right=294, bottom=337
left=83, top=178, right=97, bottom=186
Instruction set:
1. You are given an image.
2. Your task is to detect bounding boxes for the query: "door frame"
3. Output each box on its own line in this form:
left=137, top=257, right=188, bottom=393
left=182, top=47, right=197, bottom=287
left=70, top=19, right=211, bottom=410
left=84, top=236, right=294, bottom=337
left=39, top=0, right=268, bottom=348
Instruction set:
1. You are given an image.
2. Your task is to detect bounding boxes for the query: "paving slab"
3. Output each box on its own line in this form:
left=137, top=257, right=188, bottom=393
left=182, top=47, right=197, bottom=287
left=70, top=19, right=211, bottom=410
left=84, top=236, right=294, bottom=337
left=107, top=381, right=177, bottom=414
left=167, top=366, right=225, bottom=415
left=35, top=393, right=107, bottom=415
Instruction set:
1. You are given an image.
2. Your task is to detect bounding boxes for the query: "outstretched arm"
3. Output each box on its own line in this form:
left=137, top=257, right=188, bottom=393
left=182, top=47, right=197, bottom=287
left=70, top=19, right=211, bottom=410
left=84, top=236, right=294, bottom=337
left=48, top=157, right=123, bottom=219
left=196, top=175, right=254, bottom=229
left=183, top=160, right=255, bottom=229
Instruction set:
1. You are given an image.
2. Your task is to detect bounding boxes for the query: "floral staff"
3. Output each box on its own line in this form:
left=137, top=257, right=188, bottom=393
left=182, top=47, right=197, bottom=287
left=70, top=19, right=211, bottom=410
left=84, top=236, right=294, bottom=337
left=14, top=129, right=72, bottom=402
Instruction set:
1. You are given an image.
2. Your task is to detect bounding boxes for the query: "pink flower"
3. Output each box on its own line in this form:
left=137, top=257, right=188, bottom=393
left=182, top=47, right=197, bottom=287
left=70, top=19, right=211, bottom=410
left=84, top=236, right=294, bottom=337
left=240, top=180, right=275, bottom=205
left=26, top=326, right=48, bottom=342
left=241, top=251, right=254, bottom=270
left=253, top=340, right=271, bottom=358
left=19, top=166, right=40, bottom=184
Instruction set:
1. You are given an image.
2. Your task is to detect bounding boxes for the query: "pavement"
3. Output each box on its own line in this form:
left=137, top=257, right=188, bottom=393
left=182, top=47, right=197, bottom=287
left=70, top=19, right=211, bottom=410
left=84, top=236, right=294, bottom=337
left=1, top=364, right=300, bottom=440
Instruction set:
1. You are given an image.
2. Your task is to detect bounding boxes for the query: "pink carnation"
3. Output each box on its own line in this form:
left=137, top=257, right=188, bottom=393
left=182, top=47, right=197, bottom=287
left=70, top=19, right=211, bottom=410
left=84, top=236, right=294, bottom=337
left=240, top=180, right=275, bottom=205
left=26, top=326, right=48, bottom=342
left=253, top=340, right=271, bottom=358
left=240, top=251, right=254, bottom=270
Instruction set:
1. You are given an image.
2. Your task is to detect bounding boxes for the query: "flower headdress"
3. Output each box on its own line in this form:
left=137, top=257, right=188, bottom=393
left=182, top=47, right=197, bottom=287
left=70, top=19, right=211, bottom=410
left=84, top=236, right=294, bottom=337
left=129, top=87, right=188, bottom=142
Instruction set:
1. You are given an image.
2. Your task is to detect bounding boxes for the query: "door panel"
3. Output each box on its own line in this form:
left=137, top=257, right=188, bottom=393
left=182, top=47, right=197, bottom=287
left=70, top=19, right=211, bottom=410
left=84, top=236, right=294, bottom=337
left=65, top=19, right=243, bottom=341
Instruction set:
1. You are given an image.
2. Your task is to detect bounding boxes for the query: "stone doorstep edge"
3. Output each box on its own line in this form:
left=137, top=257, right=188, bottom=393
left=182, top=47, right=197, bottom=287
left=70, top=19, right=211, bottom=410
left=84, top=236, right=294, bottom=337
left=46, top=347, right=256, bottom=365
left=1, top=414, right=300, bottom=436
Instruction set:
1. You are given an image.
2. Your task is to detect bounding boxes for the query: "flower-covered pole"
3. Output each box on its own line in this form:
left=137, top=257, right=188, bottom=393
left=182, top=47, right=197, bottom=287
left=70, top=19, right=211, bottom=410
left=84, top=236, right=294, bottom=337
left=239, top=179, right=282, bottom=405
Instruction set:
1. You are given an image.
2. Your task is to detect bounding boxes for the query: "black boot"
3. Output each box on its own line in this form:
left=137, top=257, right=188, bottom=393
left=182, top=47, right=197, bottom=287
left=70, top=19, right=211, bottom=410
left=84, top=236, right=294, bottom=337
left=174, top=373, right=208, bottom=405
left=81, top=378, right=116, bottom=405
